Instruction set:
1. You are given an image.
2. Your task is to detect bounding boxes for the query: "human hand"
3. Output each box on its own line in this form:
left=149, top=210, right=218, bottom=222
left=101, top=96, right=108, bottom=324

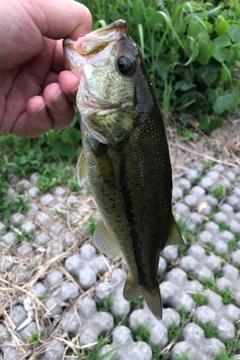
left=0, top=0, right=92, bottom=137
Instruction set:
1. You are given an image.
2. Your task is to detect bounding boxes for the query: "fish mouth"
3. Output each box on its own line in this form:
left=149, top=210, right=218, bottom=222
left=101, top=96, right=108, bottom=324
left=64, top=20, right=128, bottom=56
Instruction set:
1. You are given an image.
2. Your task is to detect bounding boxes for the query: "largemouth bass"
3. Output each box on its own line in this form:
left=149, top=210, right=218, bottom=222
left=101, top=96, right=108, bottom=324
left=63, top=20, right=184, bottom=319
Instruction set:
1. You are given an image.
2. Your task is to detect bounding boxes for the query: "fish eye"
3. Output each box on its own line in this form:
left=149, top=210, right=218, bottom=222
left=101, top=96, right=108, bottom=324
left=117, top=56, right=136, bottom=76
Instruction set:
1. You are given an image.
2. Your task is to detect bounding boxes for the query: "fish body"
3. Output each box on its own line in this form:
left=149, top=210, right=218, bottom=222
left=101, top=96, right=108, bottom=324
left=63, top=20, right=184, bottom=319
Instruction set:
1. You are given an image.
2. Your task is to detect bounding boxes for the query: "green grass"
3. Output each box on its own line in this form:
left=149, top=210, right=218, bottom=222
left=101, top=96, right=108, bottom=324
left=28, top=330, right=40, bottom=343
left=85, top=217, right=100, bottom=235
left=192, top=292, right=208, bottom=306
left=212, top=185, right=225, bottom=198
left=200, top=321, right=219, bottom=338
left=218, top=222, right=230, bottom=231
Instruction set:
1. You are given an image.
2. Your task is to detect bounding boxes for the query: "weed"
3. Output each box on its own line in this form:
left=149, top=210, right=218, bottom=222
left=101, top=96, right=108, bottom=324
left=132, top=325, right=150, bottom=343
left=201, top=159, right=214, bottom=171
left=39, top=292, right=50, bottom=302
left=221, top=287, right=234, bottom=305
left=87, top=185, right=92, bottom=196
left=212, top=185, right=225, bottom=198
left=204, top=243, right=215, bottom=256
left=28, top=330, right=39, bottom=343
left=130, top=297, right=143, bottom=312
left=192, top=293, right=208, bottom=306
left=175, top=215, right=198, bottom=245
left=175, top=351, right=191, bottom=360
left=200, top=321, right=219, bottom=338
left=85, top=217, right=100, bottom=235
left=178, top=245, right=187, bottom=258
left=218, top=222, right=230, bottom=231
left=225, top=334, right=240, bottom=355
left=179, top=308, right=190, bottom=325
left=228, top=240, right=238, bottom=252
left=213, top=350, right=235, bottom=360
left=67, top=178, right=80, bottom=192
left=194, top=174, right=202, bottom=183
left=213, top=269, right=223, bottom=280
left=8, top=229, right=35, bottom=250
left=168, top=323, right=183, bottom=344
left=30, top=262, right=38, bottom=269
left=201, top=278, right=218, bottom=292
left=99, top=295, right=112, bottom=313
left=76, top=337, right=115, bottom=360
left=54, top=209, right=67, bottom=220
left=0, top=192, right=30, bottom=229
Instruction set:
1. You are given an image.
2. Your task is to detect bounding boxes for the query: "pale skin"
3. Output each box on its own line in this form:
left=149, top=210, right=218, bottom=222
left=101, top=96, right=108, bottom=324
left=0, top=0, right=92, bottom=137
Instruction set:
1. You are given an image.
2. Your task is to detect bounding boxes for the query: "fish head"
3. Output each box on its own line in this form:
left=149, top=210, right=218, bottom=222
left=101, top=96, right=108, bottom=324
left=63, top=20, right=154, bottom=144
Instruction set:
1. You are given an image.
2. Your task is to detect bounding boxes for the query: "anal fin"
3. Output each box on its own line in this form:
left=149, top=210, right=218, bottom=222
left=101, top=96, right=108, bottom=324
left=166, top=215, right=185, bottom=246
left=77, top=148, right=88, bottom=187
left=93, top=221, right=122, bottom=259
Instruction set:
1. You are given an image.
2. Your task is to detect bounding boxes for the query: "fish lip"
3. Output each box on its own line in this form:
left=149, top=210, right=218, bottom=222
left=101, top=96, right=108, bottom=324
left=64, top=20, right=128, bottom=56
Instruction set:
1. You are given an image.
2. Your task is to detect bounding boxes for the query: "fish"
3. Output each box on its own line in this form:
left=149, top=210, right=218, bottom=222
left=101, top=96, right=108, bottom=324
left=63, top=20, right=184, bottom=319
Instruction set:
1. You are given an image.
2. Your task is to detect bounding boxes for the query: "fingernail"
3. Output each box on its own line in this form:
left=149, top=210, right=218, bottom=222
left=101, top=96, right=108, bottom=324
left=38, top=104, right=47, bottom=117
left=53, top=90, right=68, bottom=110
left=71, top=85, right=79, bottom=94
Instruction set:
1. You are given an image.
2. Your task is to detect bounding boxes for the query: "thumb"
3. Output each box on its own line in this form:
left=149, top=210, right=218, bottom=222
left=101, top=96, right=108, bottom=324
left=29, top=0, right=92, bottom=39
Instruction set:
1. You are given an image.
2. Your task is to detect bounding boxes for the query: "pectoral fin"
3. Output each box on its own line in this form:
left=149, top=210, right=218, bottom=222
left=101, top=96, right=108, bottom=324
left=77, top=148, right=88, bottom=187
left=166, top=216, right=185, bottom=246
left=93, top=221, right=122, bottom=259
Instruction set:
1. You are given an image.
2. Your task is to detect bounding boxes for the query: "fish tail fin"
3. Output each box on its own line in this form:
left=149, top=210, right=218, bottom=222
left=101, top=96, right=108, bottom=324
left=144, top=286, right=162, bottom=320
left=123, top=276, right=162, bottom=319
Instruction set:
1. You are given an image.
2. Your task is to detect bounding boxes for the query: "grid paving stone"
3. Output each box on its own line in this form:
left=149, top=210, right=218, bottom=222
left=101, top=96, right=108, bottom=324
left=17, top=179, right=32, bottom=191
left=50, top=222, right=65, bottom=236
left=29, top=172, right=39, bottom=185
left=41, top=194, right=56, bottom=207
left=27, top=203, right=39, bottom=215
left=10, top=213, right=26, bottom=225
left=77, top=297, right=114, bottom=346
left=63, top=232, right=74, bottom=247
left=61, top=310, right=80, bottom=336
left=35, top=232, right=51, bottom=245
left=55, top=186, right=68, bottom=198
left=99, top=326, right=152, bottom=360
left=17, top=244, right=33, bottom=256
left=9, top=305, right=27, bottom=328
left=1, top=345, right=20, bottom=360
left=28, top=187, right=40, bottom=198
left=33, top=282, right=48, bottom=297
left=162, top=245, right=178, bottom=262
left=45, top=297, right=63, bottom=316
left=18, top=321, right=39, bottom=342
left=8, top=186, right=16, bottom=197
left=7, top=173, right=20, bottom=184
left=46, top=270, right=63, bottom=287
left=60, top=282, right=79, bottom=302
left=21, top=221, right=36, bottom=234
left=35, top=212, right=51, bottom=226
left=43, top=339, right=65, bottom=360
left=177, top=178, right=191, bottom=190
left=1, top=232, right=15, bottom=246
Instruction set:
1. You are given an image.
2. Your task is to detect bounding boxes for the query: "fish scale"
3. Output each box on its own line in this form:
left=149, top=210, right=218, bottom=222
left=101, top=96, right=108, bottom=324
left=64, top=19, right=184, bottom=319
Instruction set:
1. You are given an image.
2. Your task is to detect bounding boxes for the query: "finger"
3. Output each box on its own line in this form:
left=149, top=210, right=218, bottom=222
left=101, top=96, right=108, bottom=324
left=58, top=70, right=79, bottom=104
left=42, top=70, right=59, bottom=88
left=30, top=0, right=92, bottom=39
left=10, top=96, right=53, bottom=137
left=43, top=82, right=75, bottom=130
